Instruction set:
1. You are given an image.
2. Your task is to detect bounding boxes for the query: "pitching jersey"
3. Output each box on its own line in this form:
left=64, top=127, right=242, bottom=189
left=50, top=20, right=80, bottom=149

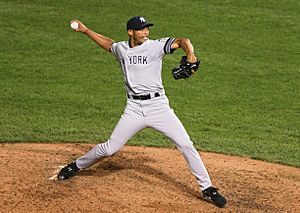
left=111, top=38, right=175, bottom=95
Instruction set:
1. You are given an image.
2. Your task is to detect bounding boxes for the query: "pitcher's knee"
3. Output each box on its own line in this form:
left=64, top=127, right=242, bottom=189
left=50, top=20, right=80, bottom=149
left=96, top=139, right=124, bottom=157
left=176, top=140, right=195, bottom=152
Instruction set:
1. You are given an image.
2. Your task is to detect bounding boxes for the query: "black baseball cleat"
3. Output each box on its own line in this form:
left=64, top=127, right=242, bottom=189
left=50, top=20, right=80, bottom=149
left=57, top=161, right=80, bottom=181
left=202, top=186, right=227, bottom=208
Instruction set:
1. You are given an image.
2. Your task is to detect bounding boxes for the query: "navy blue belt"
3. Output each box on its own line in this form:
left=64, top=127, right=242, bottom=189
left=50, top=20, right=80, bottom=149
left=127, top=92, right=160, bottom=100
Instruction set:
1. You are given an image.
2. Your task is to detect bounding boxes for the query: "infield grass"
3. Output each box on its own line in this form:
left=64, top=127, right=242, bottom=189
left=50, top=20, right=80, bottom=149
left=0, top=0, right=299, bottom=167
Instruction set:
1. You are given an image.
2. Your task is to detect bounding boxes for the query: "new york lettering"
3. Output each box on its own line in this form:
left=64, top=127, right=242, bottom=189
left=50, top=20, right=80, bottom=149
left=128, top=56, right=148, bottom=64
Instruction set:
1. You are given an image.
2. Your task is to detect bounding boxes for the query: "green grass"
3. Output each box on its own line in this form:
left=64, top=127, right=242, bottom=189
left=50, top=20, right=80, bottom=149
left=0, top=0, right=299, bottom=167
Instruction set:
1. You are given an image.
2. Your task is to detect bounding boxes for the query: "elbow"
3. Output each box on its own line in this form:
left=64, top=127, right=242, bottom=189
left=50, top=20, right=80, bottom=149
left=177, top=38, right=191, bottom=47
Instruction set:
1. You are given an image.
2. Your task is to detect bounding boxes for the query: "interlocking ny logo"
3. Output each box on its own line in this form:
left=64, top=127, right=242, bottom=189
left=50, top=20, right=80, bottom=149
left=139, top=17, right=146, bottom=22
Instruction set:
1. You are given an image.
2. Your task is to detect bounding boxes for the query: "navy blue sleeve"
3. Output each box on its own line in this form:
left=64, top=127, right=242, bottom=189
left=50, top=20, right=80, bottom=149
left=163, top=37, right=176, bottom=54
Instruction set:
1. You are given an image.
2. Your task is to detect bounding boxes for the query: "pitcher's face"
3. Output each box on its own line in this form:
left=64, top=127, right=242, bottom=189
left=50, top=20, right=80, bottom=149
left=128, top=27, right=150, bottom=46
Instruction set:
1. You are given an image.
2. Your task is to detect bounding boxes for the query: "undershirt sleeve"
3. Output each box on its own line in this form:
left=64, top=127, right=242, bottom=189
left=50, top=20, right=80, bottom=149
left=153, top=37, right=176, bottom=59
left=163, top=37, right=176, bottom=54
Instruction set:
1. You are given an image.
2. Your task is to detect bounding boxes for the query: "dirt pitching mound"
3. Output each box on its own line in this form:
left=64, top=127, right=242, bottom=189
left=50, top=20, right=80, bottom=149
left=1, top=143, right=299, bottom=212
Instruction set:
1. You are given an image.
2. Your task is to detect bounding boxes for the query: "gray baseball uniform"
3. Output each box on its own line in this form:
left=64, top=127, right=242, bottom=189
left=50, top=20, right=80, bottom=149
left=76, top=37, right=212, bottom=190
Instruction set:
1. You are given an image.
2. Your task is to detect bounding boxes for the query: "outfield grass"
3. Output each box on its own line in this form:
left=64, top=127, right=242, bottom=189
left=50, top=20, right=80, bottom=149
left=0, top=0, right=299, bottom=167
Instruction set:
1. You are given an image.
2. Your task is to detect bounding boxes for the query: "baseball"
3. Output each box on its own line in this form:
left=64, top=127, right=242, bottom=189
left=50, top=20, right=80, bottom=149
left=71, top=21, right=79, bottom=29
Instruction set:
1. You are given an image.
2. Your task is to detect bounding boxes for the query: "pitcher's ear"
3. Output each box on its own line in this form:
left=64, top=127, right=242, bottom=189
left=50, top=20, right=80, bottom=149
left=128, top=29, right=134, bottom=37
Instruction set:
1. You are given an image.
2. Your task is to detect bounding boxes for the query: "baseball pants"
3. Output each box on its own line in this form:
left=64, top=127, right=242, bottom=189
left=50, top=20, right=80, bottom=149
left=76, top=94, right=212, bottom=190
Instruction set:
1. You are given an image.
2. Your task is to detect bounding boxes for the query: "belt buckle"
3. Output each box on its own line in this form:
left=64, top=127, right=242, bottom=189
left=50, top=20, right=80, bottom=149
left=141, top=94, right=150, bottom=100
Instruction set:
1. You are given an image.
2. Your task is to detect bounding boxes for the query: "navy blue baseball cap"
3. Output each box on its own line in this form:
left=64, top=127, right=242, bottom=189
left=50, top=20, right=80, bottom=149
left=126, top=16, right=154, bottom=30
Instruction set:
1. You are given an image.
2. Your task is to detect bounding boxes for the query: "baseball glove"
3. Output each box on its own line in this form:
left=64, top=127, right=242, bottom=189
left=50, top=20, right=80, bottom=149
left=172, top=56, right=201, bottom=80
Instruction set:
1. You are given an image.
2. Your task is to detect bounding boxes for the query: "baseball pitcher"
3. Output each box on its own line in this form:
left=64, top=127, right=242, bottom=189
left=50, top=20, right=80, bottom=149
left=58, top=16, right=227, bottom=208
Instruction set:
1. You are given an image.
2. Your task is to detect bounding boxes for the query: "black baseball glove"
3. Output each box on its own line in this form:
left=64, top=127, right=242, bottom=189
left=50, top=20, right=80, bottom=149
left=172, top=56, right=201, bottom=80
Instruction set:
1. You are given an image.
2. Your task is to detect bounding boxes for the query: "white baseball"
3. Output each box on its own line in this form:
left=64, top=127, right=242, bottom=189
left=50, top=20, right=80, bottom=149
left=70, top=22, right=79, bottom=29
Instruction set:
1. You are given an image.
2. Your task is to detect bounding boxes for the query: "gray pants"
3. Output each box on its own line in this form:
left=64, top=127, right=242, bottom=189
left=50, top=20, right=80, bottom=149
left=76, top=94, right=212, bottom=190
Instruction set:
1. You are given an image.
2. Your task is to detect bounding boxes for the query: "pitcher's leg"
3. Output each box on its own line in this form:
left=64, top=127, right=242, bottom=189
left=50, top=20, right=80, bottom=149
left=148, top=109, right=212, bottom=190
left=76, top=113, right=146, bottom=169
